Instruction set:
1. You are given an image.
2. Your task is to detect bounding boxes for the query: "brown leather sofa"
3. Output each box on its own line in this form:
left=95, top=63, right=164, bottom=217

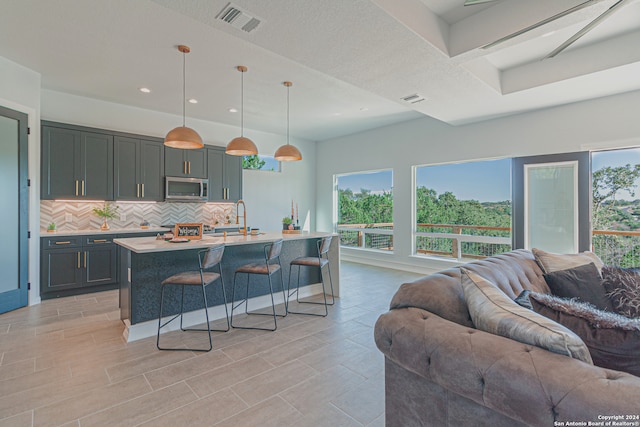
left=374, top=250, right=640, bottom=427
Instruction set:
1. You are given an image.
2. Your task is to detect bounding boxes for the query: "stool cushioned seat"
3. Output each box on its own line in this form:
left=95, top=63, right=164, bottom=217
left=235, top=264, right=281, bottom=275
left=162, top=271, right=221, bottom=286
left=291, top=257, right=328, bottom=268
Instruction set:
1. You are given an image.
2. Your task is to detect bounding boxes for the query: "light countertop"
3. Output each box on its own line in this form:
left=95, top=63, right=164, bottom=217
left=41, top=227, right=171, bottom=237
left=114, top=231, right=335, bottom=254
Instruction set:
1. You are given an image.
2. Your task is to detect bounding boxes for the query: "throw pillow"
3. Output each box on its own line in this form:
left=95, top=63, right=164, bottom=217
left=461, top=269, right=593, bottom=364
left=602, top=266, right=640, bottom=318
left=514, top=289, right=533, bottom=310
left=529, top=292, right=640, bottom=376
left=543, top=263, right=615, bottom=311
left=532, top=248, right=604, bottom=274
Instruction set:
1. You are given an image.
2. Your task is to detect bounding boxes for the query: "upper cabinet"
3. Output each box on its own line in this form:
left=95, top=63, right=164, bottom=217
left=41, top=124, right=113, bottom=200
left=207, top=146, right=243, bottom=202
left=165, top=147, right=207, bottom=178
left=114, top=137, right=164, bottom=201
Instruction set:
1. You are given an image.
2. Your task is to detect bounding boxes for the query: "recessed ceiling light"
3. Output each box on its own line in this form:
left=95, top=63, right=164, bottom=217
left=139, top=87, right=151, bottom=93
left=188, top=98, right=198, bottom=104
left=542, top=31, right=556, bottom=38
left=229, top=108, right=238, bottom=113
left=334, top=112, right=342, bottom=116
left=360, top=107, right=369, bottom=112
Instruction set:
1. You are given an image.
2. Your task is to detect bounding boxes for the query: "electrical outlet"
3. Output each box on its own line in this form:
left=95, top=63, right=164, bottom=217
left=65, top=213, right=72, bottom=223
left=120, top=213, right=126, bottom=221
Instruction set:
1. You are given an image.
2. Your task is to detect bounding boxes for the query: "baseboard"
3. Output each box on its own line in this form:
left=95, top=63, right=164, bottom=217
left=122, top=282, right=325, bottom=342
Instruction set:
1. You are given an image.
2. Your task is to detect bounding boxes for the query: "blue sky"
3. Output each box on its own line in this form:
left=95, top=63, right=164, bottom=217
left=337, top=159, right=511, bottom=202
left=336, top=149, right=640, bottom=203
left=592, top=147, right=640, bottom=200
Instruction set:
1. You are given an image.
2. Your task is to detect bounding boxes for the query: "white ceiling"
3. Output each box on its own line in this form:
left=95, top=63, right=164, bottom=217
left=1, top=0, right=639, bottom=141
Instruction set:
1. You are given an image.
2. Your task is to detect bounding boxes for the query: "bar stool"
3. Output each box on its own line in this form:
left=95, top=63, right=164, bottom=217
left=287, top=236, right=334, bottom=317
left=157, top=245, right=229, bottom=352
left=231, top=239, right=286, bottom=331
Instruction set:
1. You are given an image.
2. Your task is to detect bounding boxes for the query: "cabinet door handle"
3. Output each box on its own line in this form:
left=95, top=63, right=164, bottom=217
left=92, top=239, right=107, bottom=243
left=82, top=180, right=85, bottom=196
left=75, top=180, right=79, bottom=196
left=84, top=251, right=87, bottom=268
left=137, top=183, right=140, bottom=198
left=55, top=241, right=71, bottom=245
left=183, top=161, right=187, bottom=175
left=141, top=183, right=145, bottom=198
left=77, top=252, right=81, bottom=269
left=188, top=161, right=191, bottom=175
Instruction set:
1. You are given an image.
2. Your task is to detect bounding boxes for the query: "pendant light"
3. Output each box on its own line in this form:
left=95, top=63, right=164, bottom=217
left=274, top=81, right=302, bottom=162
left=164, top=45, right=204, bottom=149
left=226, top=66, right=258, bottom=156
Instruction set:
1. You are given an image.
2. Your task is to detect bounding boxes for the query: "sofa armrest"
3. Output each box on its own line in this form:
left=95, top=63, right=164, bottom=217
left=375, top=307, right=640, bottom=426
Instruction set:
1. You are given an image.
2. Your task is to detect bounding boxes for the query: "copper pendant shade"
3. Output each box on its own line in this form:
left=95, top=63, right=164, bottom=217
left=226, top=66, right=258, bottom=156
left=164, top=45, right=204, bottom=150
left=274, top=81, right=302, bottom=162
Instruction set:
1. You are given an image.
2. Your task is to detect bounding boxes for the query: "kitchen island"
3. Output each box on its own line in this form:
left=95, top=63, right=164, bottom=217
left=114, top=231, right=339, bottom=341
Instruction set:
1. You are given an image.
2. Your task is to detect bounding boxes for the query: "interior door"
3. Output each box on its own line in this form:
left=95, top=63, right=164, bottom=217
left=512, top=152, right=591, bottom=253
left=0, top=105, right=29, bottom=314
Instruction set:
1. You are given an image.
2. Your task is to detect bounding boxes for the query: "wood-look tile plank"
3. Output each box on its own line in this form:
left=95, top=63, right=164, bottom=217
left=230, top=359, right=318, bottom=407
left=144, top=349, right=233, bottom=390
left=0, top=368, right=109, bottom=420
left=33, top=375, right=151, bottom=427
left=186, top=355, right=274, bottom=398
left=279, top=365, right=366, bottom=415
left=212, top=396, right=302, bottom=427
left=105, top=348, right=196, bottom=383
left=79, top=381, right=197, bottom=427
left=0, top=410, right=32, bottom=427
left=138, top=389, right=247, bottom=427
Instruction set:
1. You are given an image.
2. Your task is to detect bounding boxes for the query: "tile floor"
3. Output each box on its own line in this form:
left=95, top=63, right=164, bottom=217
left=0, top=262, right=428, bottom=427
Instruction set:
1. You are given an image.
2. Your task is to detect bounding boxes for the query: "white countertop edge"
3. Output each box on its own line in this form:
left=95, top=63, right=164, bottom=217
left=41, top=227, right=171, bottom=237
left=114, top=231, right=337, bottom=253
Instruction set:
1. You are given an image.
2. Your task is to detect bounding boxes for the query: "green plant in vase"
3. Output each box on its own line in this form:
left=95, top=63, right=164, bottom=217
left=93, top=202, right=119, bottom=231
left=282, top=216, right=293, bottom=230
left=47, top=222, right=56, bottom=233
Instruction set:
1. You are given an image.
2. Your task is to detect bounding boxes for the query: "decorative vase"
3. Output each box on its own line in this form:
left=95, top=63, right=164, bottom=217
left=100, top=218, right=110, bottom=231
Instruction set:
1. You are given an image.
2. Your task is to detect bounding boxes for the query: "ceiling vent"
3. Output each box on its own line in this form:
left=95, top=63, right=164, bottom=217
left=401, top=94, right=426, bottom=104
left=217, top=3, right=262, bottom=33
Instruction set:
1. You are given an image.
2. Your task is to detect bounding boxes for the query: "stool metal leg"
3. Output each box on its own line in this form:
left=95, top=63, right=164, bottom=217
left=286, top=263, right=330, bottom=317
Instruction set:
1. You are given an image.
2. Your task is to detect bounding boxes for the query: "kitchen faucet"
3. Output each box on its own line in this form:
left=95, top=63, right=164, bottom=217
left=236, top=199, right=247, bottom=235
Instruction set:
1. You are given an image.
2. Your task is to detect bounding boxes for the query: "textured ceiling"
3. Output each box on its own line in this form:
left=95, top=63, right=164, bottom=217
left=1, top=0, right=639, bottom=141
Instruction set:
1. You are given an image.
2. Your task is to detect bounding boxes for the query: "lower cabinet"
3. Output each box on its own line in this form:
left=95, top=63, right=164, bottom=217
left=41, top=234, right=118, bottom=299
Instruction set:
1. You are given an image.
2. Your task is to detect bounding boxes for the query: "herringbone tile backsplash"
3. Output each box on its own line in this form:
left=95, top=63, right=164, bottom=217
left=40, top=200, right=238, bottom=231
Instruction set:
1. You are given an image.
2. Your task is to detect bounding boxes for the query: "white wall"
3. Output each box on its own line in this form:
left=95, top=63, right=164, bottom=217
left=41, top=90, right=317, bottom=233
left=316, top=89, right=640, bottom=273
left=0, top=56, right=41, bottom=305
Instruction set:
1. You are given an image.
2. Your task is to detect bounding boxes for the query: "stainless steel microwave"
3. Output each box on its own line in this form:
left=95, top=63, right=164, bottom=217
left=165, top=177, right=208, bottom=202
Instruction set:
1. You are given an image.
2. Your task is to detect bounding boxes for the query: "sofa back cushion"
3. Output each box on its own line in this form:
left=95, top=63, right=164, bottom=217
left=389, top=250, right=549, bottom=327
left=462, top=270, right=593, bottom=363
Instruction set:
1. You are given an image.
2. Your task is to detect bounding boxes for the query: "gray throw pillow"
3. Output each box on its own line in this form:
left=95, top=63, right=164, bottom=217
left=543, top=263, right=615, bottom=311
left=461, top=269, right=593, bottom=364
left=532, top=248, right=604, bottom=274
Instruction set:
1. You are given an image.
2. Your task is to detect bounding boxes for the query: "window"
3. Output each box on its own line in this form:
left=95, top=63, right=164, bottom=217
left=591, top=148, right=640, bottom=267
left=415, top=159, right=511, bottom=260
left=243, top=154, right=280, bottom=172
left=336, top=170, right=393, bottom=252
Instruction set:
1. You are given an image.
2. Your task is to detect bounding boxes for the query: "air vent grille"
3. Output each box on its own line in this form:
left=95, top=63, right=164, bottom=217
left=217, top=2, right=262, bottom=33
left=401, top=94, right=426, bottom=104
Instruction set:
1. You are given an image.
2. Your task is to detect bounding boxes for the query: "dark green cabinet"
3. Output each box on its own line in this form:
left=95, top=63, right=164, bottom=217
left=207, top=146, right=243, bottom=201
left=41, top=124, right=113, bottom=200
left=165, top=147, right=207, bottom=178
left=114, top=137, right=164, bottom=201
left=41, top=235, right=117, bottom=299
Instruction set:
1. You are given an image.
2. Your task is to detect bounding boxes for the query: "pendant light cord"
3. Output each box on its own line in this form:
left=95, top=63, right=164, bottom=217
left=286, top=84, right=290, bottom=146
left=182, top=49, right=186, bottom=127
left=240, top=70, right=244, bottom=137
